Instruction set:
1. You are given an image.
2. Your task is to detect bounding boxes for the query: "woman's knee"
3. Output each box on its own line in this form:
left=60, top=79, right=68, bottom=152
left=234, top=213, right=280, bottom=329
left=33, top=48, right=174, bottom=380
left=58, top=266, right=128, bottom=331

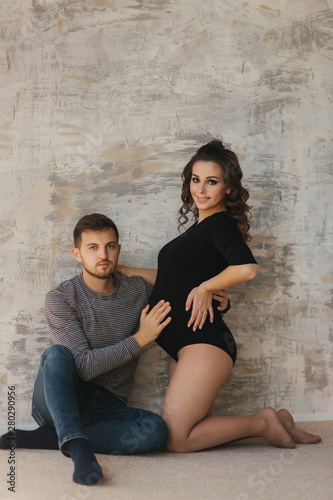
left=164, top=433, right=189, bottom=453
left=160, top=414, right=191, bottom=453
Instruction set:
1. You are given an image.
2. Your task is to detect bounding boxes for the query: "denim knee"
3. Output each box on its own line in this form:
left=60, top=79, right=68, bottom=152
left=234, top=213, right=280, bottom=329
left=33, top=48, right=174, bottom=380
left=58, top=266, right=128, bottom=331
left=153, top=414, right=168, bottom=450
left=41, top=345, right=74, bottom=365
left=140, top=412, right=168, bottom=452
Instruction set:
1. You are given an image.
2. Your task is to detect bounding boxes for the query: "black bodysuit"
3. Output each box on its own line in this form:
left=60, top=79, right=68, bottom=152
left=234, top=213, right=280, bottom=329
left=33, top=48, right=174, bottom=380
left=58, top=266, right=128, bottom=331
left=149, top=212, right=257, bottom=364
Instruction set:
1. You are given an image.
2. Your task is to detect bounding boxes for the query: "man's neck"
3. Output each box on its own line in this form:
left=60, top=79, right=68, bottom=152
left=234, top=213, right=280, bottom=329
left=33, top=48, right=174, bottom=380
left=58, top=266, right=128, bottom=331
left=82, top=271, right=116, bottom=295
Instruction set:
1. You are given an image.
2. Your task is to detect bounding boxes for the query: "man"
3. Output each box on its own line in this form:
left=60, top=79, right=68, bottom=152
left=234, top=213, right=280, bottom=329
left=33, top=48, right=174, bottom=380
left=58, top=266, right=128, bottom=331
left=0, top=213, right=229, bottom=485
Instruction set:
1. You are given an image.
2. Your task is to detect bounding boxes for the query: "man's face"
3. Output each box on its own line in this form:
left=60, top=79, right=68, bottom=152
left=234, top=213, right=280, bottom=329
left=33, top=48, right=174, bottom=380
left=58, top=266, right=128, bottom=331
left=72, top=228, right=121, bottom=280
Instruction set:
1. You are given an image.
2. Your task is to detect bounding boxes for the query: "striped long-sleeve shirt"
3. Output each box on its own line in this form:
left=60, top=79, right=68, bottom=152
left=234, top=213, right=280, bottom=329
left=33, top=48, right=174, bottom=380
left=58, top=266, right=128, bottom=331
left=45, top=272, right=153, bottom=403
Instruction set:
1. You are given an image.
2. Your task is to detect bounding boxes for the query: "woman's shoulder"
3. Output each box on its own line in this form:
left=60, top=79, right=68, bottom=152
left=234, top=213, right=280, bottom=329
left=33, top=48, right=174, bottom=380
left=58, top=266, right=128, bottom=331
left=205, top=212, right=237, bottom=230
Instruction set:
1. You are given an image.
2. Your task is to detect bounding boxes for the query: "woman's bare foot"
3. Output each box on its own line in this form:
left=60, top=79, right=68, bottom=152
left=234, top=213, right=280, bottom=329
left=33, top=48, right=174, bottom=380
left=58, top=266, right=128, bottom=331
left=277, top=409, right=321, bottom=444
left=257, top=408, right=296, bottom=448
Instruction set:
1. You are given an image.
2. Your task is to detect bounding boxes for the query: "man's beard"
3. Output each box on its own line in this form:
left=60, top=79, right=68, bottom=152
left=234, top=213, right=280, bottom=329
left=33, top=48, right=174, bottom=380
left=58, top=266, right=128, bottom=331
left=82, top=262, right=114, bottom=280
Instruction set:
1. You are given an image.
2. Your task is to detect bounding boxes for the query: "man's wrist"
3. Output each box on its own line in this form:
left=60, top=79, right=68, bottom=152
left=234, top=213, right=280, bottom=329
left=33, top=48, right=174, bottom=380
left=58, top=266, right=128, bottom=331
left=132, top=332, right=146, bottom=349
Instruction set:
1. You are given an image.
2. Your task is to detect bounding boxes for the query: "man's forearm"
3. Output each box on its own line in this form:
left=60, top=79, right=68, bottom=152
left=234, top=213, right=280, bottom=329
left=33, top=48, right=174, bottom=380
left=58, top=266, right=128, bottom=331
left=117, top=265, right=157, bottom=286
left=69, top=336, right=142, bottom=381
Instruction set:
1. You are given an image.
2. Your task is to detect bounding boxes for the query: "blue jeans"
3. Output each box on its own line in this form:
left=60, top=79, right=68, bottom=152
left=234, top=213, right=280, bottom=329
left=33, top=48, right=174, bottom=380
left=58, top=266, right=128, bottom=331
left=32, top=345, right=168, bottom=456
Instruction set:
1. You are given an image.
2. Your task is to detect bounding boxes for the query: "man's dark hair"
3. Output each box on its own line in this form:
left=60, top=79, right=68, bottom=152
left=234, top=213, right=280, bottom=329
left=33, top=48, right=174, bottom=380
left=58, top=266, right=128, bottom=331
left=73, top=213, right=119, bottom=248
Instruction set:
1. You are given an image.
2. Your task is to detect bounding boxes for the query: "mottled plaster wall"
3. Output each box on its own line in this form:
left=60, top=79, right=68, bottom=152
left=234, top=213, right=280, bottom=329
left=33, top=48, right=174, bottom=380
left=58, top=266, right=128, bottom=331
left=0, top=0, right=332, bottom=427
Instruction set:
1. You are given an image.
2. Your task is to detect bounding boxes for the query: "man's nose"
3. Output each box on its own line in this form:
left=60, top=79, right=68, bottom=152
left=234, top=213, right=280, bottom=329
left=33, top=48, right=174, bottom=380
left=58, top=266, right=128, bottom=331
left=99, top=248, right=107, bottom=259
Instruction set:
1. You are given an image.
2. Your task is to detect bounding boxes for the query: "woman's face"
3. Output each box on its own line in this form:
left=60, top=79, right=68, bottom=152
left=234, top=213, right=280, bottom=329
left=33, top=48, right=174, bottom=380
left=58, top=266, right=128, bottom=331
left=190, top=161, right=230, bottom=219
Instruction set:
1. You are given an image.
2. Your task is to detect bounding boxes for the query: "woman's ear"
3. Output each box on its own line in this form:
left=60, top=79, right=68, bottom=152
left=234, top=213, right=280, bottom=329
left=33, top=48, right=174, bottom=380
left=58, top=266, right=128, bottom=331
left=226, top=187, right=231, bottom=194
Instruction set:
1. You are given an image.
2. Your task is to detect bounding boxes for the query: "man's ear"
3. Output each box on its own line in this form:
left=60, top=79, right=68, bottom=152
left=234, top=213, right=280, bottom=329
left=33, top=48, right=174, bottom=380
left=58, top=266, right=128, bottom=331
left=72, top=247, right=82, bottom=263
left=115, top=243, right=121, bottom=262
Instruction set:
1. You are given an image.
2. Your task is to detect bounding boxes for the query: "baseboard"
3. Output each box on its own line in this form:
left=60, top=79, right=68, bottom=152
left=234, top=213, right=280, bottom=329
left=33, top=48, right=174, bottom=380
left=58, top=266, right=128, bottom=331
left=293, top=413, right=333, bottom=423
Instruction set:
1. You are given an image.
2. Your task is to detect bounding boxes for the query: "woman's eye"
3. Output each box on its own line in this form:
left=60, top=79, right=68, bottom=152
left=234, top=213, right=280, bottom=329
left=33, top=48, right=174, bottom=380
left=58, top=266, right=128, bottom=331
left=192, top=177, right=199, bottom=183
left=208, top=180, right=217, bottom=185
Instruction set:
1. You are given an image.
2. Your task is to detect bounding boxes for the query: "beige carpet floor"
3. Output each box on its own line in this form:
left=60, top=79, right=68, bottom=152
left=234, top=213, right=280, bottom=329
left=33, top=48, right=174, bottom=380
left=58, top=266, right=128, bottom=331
left=0, top=421, right=332, bottom=500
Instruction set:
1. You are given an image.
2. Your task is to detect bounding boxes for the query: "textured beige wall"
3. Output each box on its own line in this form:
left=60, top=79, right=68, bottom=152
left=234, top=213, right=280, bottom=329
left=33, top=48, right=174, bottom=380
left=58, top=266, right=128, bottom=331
left=0, top=0, right=332, bottom=427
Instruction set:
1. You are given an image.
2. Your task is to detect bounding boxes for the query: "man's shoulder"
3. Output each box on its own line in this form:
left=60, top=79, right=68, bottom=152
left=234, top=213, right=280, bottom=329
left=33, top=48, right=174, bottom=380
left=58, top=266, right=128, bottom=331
left=46, top=274, right=82, bottom=301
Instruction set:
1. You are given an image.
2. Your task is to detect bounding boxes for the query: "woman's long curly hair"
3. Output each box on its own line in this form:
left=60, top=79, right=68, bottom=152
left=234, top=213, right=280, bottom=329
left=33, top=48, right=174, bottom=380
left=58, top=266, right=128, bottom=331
left=178, top=139, right=252, bottom=241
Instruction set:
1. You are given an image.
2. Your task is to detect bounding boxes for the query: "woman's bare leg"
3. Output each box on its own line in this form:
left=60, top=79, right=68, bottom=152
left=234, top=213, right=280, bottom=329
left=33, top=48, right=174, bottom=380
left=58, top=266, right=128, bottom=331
left=168, top=356, right=214, bottom=418
left=161, top=344, right=298, bottom=453
left=168, top=357, right=177, bottom=381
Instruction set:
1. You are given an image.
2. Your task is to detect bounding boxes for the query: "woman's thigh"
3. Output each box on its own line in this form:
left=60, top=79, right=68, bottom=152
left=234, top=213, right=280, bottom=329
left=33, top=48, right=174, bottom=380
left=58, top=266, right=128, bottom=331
left=168, top=357, right=177, bottom=381
left=161, top=344, right=233, bottom=437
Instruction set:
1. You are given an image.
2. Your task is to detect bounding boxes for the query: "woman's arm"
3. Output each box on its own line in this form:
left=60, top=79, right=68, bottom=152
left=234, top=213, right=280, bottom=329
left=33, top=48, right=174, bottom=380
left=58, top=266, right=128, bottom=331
left=201, top=264, right=258, bottom=291
left=186, top=264, right=258, bottom=331
left=117, top=264, right=157, bottom=286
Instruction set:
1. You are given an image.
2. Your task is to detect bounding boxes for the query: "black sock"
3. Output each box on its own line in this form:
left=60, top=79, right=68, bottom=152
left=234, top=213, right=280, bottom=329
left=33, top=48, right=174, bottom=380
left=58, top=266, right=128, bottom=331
left=68, top=438, right=103, bottom=485
left=0, top=425, right=59, bottom=450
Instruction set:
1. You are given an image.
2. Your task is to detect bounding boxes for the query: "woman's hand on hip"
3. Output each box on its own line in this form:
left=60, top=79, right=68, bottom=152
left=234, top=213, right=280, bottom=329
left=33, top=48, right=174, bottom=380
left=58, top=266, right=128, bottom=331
left=185, top=285, right=213, bottom=332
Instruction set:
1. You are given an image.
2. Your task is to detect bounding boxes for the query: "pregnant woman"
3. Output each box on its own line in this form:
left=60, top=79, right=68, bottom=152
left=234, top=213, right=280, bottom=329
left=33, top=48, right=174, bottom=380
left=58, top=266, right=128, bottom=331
left=119, top=139, right=321, bottom=452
